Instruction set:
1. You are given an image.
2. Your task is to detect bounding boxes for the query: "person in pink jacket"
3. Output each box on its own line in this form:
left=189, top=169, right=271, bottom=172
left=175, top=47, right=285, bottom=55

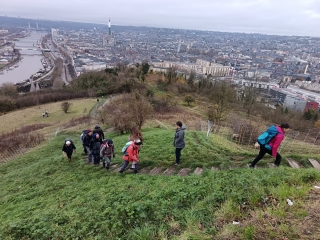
left=249, top=123, right=290, bottom=168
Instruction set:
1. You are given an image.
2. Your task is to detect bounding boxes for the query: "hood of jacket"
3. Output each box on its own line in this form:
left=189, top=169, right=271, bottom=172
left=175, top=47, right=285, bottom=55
left=176, top=125, right=186, bottom=131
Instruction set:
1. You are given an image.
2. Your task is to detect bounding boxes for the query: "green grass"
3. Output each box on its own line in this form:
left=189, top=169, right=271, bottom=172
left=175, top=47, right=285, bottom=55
left=1, top=128, right=320, bottom=239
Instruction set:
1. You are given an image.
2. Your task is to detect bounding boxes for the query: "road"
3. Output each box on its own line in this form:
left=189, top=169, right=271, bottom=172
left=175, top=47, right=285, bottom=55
left=287, top=85, right=320, bottom=101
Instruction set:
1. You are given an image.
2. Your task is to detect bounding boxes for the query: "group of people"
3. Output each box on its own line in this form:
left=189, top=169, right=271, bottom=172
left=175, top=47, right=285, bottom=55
left=62, top=120, right=290, bottom=172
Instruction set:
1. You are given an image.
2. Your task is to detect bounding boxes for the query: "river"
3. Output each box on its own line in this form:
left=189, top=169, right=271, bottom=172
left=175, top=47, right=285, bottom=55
left=0, top=31, right=46, bottom=85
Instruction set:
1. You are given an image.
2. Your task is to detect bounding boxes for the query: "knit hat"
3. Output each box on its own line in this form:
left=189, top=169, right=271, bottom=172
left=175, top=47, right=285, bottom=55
left=87, top=129, right=92, bottom=133
left=95, top=124, right=100, bottom=128
left=107, top=139, right=113, bottom=145
left=94, top=133, right=99, bottom=138
left=134, top=140, right=142, bottom=145
left=66, top=141, right=71, bottom=145
left=280, top=123, right=290, bottom=129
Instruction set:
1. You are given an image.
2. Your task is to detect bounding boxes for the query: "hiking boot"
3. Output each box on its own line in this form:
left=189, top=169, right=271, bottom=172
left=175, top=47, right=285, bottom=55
left=106, top=164, right=110, bottom=170
left=119, top=170, right=123, bottom=174
left=174, top=163, right=179, bottom=166
left=134, top=170, right=138, bottom=174
left=248, top=164, right=254, bottom=168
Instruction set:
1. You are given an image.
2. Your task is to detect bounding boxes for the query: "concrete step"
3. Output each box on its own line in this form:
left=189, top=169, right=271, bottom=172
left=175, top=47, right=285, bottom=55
left=308, top=159, right=320, bottom=170
left=286, top=158, right=301, bottom=168
left=177, top=168, right=190, bottom=176
left=268, top=163, right=275, bottom=168
left=163, top=167, right=176, bottom=176
left=149, top=167, right=163, bottom=175
left=109, top=164, right=119, bottom=170
left=113, top=167, right=122, bottom=173
left=194, top=167, right=203, bottom=175
left=138, top=167, right=151, bottom=174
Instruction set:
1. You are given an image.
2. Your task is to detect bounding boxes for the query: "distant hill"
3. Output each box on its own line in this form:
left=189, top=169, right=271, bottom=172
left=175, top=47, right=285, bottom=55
left=0, top=16, right=152, bottom=31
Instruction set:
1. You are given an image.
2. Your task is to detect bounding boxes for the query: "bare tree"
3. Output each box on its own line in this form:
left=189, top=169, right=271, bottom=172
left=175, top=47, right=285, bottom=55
left=129, top=93, right=153, bottom=130
left=242, top=86, right=258, bottom=117
left=166, top=67, right=178, bottom=84
left=61, top=101, right=72, bottom=113
left=0, top=82, right=18, bottom=98
left=102, top=93, right=153, bottom=133
left=208, top=81, right=235, bottom=125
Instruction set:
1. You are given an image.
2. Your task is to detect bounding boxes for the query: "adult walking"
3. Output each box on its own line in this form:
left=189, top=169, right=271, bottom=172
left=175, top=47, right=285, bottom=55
left=93, top=125, right=104, bottom=143
left=119, top=140, right=142, bottom=174
left=128, top=127, right=143, bottom=169
left=90, top=133, right=101, bottom=166
left=62, top=140, right=76, bottom=162
left=83, top=129, right=93, bottom=163
left=174, top=121, right=186, bottom=166
left=249, top=123, right=290, bottom=168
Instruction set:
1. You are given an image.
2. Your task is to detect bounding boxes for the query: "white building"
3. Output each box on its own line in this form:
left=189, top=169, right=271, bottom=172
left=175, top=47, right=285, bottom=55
left=283, top=95, right=306, bottom=112
left=151, top=59, right=230, bottom=77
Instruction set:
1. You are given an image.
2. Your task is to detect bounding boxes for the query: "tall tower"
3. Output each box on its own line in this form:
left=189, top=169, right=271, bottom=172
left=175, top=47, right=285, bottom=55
left=108, top=19, right=111, bottom=36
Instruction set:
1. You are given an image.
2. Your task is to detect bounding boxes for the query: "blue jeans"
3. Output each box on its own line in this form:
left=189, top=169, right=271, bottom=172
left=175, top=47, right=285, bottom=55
left=85, top=146, right=93, bottom=163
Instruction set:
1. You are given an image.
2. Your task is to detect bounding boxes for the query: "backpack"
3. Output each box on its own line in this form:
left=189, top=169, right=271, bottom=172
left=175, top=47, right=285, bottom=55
left=257, top=126, right=279, bottom=150
left=121, top=141, right=133, bottom=156
left=100, top=139, right=113, bottom=157
left=80, top=130, right=88, bottom=143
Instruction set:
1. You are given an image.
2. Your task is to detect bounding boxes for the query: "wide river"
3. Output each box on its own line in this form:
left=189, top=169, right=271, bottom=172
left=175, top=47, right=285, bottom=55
left=0, top=31, right=46, bottom=85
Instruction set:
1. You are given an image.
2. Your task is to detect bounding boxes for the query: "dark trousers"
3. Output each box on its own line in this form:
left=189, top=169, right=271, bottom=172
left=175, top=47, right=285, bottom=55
left=83, top=144, right=87, bottom=154
left=93, top=154, right=100, bottom=165
left=120, top=160, right=139, bottom=172
left=175, top=148, right=183, bottom=164
left=251, top=146, right=282, bottom=167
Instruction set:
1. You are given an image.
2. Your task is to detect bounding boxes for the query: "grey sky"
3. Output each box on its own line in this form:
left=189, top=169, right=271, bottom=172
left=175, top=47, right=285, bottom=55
left=1, top=0, right=320, bottom=37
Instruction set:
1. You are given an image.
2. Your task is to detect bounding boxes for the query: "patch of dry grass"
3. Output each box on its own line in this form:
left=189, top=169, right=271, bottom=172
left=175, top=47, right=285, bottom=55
left=0, top=98, right=96, bottom=135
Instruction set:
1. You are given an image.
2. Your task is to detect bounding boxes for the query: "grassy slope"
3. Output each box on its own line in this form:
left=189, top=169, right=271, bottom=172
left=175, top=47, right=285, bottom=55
left=0, top=98, right=97, bottom=135
left=1, top=129, right=320, bottom=239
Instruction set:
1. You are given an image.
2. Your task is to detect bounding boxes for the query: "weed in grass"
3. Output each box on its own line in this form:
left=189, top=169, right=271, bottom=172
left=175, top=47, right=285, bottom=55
left=241, top=224, right=255, bottom=240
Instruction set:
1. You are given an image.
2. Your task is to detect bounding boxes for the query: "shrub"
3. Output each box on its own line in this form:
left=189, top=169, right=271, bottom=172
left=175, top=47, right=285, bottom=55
left=102, top=93, right=153, bottom=133
left=61, top=101, right=72, bottom=113
left=184, top=95, right=195, bottom=106
left=0, top=95, right=16, bottom=113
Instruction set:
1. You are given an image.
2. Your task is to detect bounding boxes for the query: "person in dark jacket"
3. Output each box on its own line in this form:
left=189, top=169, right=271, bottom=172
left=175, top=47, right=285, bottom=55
left=62, top=140, right=76, bottom=162
left=100, top=139, right=115, bottom=169
left=90, top=133, right=101, bottom=165
left=83, top=129, right=93, bottom=163
left=174, top=121, right=186, bottom=166
left=93, top=125, right=104, bottom=143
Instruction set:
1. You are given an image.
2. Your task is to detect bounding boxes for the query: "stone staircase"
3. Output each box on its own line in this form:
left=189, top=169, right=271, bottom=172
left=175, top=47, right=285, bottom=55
left=84, top=156, right=320, bottom=176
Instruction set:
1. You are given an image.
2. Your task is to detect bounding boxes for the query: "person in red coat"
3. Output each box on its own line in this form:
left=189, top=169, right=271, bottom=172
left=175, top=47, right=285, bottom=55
left=249, top=123, right=290, bottom=168
left=119, top=140, right=142, bottom=174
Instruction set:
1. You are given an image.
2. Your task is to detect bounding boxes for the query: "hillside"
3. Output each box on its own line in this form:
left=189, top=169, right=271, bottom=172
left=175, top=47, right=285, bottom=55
left=1, top=68, right=320, bottom=239
left=1, top=126, right=320, bottom=239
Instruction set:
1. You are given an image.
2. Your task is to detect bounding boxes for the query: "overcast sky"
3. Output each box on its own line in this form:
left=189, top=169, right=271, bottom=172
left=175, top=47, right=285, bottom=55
left=1, top=0, right=320, bottom=37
